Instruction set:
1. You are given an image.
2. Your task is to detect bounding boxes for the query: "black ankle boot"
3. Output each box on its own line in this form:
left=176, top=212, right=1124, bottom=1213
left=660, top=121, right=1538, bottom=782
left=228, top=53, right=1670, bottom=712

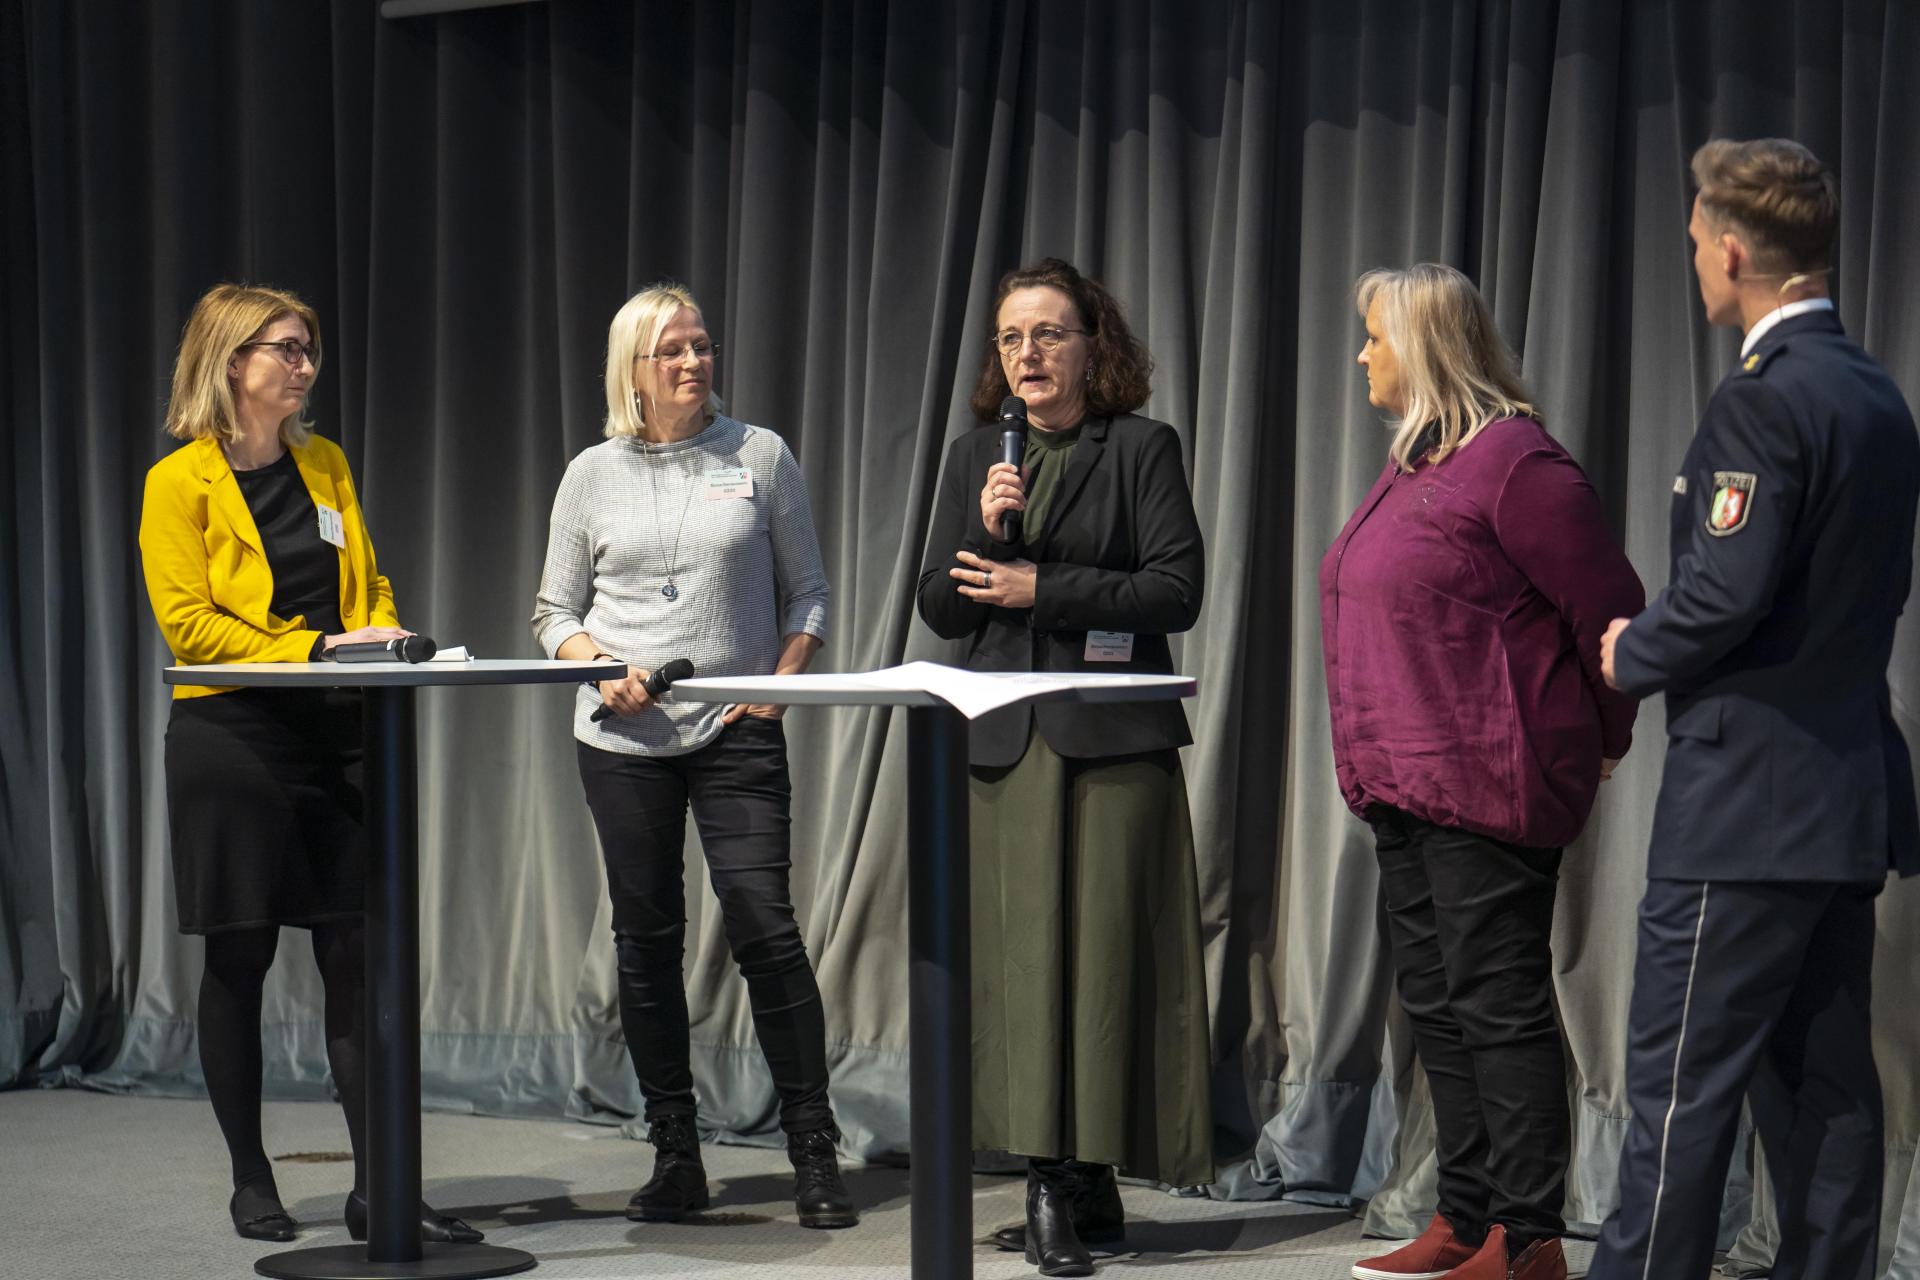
left=787, top=1126, right=858, bottom=1229
left=343, top=1190, right=483, bottom=1244
left=229, top=1177, right=296, bottom=1242
left=627, top=1112, right=709, bottom=1222
left=991, top=1159, right=1123, bottom=1252
left=1025, top=1159, right=1094, bottom=1276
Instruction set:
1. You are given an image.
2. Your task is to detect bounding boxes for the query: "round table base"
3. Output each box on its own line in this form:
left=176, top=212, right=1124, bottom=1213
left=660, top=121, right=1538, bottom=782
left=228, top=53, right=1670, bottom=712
left=253, top=1243, right=536, bottom=1280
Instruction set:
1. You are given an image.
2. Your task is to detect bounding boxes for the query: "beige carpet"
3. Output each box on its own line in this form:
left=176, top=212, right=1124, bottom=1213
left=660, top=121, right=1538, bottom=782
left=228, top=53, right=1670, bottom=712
left=0, top=1089, right=1623, bottom=1279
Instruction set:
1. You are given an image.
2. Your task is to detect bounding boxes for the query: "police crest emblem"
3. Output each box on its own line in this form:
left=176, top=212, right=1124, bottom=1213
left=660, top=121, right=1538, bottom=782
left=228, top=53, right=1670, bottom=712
left=1707, top=471, right=1756, bottom=536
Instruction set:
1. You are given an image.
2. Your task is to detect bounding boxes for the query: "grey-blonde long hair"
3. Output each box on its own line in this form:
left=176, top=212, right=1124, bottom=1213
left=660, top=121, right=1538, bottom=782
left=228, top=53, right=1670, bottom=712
left=1355, top=263, right=1536, bottom=470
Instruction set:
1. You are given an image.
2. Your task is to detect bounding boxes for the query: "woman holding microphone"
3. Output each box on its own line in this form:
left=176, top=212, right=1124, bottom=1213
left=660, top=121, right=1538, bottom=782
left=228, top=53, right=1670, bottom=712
left=532, top=282, right=853, bottom=1230
left=139, top=283, right=479, bottom=1245
left=916, top=258, right=1211, bottom=1278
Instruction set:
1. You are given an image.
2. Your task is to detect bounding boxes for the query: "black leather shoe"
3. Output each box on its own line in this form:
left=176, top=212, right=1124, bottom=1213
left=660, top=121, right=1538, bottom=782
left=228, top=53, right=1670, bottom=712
left=788, top=1126, right=858, bottom=1229
left=229, top=1180, right=297, bottom=1242
left=1025, top=1159, right=1094, bottom=1276
left=626, top=1112, right=709, bottom=1222
left=343, top=1190, right=484, bottom=1244
left=991, top=1159, right=1123, bottom=1252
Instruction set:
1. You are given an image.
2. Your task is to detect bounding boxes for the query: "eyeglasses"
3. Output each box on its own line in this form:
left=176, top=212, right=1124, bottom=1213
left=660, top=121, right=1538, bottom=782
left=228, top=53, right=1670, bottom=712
left=239, top=339, right=318, bottom=368
left=641, top=341, right=720, bottom=363
left=993, top=325, right=1086, bottom=355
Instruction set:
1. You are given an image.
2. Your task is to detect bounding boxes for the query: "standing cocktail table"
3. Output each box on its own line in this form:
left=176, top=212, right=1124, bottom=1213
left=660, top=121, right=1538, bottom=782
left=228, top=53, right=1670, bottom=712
left=165, top=658, right=625, bottom=1280
left=670, top=663, right=1197, bottom=1280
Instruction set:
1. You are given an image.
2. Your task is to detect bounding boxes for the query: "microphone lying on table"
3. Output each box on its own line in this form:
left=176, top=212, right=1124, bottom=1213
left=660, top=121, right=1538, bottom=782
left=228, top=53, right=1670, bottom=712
left=326, top=635, right=437, bottom=663
left=589, top=657, right=696, bottom=722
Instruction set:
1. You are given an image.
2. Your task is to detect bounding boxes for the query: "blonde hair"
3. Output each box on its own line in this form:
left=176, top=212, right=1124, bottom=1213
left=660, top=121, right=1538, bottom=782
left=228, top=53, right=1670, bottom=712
left=165, top=283, right=322, bottom=446
left=1355, top=263, right=1536, bottom=470
left=604, top=281, right=724, bottom=437
left=1691, top=138, right=1838, bottom=276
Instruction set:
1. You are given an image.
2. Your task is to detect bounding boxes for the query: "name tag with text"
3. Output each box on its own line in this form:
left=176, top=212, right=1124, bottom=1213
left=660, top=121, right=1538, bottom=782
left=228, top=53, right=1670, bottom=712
left=1084, top=631, right=1135, bottom=662
left=705, top=467, right=753, bottom=500
left=315, top=503, right=347, bottom=549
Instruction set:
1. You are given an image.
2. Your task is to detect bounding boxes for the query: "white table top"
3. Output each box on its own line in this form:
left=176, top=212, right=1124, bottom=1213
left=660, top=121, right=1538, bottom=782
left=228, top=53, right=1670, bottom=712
left=165, top=658, right=627, bottom=688
left=673, top=662, right=1195, bottom=720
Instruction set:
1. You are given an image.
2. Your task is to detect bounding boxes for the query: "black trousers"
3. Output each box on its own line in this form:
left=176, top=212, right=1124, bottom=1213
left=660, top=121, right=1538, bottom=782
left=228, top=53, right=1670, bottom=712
left=577, top=718, right=833, bottom=1135
left=1589, top=879, right=1882, bottom=1280
left=1370, top=805, right=1568, bottom=1248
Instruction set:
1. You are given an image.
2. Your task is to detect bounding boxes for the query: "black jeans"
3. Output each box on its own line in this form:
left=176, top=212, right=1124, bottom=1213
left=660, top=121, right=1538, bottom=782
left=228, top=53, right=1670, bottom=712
left=1370, top=804, right=1568, bottom=1248
left=577, top=717, right=832, bottom=1135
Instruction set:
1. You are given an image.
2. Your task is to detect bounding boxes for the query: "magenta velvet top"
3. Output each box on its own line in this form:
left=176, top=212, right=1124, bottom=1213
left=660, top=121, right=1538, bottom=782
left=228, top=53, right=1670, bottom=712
left=1319, top=416, right=1644, bottom=848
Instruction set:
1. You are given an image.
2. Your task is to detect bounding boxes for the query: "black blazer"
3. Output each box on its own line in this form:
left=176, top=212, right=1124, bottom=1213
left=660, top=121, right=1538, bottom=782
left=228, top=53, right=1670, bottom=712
left=915, top=413, right=1205, bottom=767
left=1614, top=309, right=1920, bottom=882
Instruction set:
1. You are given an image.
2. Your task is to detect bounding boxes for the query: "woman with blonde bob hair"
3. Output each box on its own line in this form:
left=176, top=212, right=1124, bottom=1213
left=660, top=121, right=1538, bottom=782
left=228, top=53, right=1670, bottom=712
left=139, top=283, right=480, bottom=1245
left=532, top=282, right=852, bottom=1230
left=1321, top=264, right=1644, bottom=1280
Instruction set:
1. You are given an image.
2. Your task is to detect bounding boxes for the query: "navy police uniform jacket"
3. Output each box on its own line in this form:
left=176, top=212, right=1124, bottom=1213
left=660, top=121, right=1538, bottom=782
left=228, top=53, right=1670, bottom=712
left=1613, top=308, right=1920, bottom=883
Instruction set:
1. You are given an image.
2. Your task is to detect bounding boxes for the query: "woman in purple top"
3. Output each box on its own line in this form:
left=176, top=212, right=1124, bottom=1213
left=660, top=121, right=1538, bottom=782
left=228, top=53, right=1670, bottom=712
left=1323, top=264, right=1644, bottom=1280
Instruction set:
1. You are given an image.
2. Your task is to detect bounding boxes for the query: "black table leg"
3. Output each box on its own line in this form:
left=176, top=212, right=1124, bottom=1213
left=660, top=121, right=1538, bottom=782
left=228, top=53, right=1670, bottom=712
left=906, top=705, right=972, bottom=1280
left=254, top=686, right=534, bottom=1280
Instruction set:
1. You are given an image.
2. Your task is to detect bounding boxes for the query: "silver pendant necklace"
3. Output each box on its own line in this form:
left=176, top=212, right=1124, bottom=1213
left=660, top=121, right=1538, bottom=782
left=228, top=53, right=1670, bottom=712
left=644, top=443, right=698, bottom=601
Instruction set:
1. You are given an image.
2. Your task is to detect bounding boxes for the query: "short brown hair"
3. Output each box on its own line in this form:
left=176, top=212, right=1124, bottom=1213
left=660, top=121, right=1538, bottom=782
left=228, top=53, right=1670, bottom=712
left=165, top=283, right=322, bottom=446
left=1690, top=138, right=1839, bottom=274
left=969, top=258, right=1152, bottom=421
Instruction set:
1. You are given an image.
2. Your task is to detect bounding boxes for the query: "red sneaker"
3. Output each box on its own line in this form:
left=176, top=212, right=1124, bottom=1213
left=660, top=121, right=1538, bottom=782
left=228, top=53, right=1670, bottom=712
left=1351, top=1212, right=1479, bottom=1280
left=1442, top=1226, right=1509, bottom=1280
left=1442, top=1225, right=1568, bottom=1280
left=1510, top=1235, right=1567, bottom=1280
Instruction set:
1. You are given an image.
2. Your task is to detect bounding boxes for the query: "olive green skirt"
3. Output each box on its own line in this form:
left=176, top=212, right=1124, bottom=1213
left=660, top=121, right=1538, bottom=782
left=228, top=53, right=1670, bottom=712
left=969, top=727, right=1214, bottom=1187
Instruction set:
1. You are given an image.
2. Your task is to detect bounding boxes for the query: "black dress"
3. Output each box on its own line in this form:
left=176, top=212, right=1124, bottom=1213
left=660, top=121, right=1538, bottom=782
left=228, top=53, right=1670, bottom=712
left=163, top=451, right=364, bottom=934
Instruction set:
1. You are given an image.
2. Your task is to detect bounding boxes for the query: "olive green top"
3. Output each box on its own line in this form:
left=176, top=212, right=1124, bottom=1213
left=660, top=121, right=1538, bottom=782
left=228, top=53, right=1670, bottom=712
left=1018, top=422, right=1083, bottom=539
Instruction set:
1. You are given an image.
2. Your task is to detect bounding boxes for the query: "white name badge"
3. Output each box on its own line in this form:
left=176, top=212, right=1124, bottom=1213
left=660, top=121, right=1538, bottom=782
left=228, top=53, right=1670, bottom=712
left=1084, top=630, right=1135, bottom=662
left=705, top=466, right=753, bottom=500
left=315, top=502, right=347, bottom=549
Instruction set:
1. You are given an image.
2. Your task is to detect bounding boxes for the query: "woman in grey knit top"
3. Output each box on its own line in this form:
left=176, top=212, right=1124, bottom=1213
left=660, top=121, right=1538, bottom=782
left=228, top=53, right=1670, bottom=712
left=531, top=282, right=852, bottom=1230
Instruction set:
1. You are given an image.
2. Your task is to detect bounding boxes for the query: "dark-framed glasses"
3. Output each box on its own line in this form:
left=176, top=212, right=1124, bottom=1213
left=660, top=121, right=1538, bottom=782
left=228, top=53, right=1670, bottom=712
left=994, top=325, right=1086, bottom=355
left=240, top=339, right=318, bottom=367
left=642, top=340, right=721, bottom=363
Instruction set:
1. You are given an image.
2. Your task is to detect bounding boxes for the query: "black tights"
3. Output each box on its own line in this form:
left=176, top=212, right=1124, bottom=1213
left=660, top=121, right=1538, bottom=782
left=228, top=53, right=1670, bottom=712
left=198, top=922, right=368, bottom=1197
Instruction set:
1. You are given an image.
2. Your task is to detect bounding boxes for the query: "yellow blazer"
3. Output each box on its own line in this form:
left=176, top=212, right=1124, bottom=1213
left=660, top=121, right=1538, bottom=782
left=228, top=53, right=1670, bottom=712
left=139, top=434, right=399, bottom=699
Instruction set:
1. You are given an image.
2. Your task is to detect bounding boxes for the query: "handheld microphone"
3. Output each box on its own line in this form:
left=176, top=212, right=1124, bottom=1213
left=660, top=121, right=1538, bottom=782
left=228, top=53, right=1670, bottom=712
left=589, top=657, right=696, bottom=723
left=997, top=395, right=1028, bottom=543
left=327, top=635, right=437, bottom=663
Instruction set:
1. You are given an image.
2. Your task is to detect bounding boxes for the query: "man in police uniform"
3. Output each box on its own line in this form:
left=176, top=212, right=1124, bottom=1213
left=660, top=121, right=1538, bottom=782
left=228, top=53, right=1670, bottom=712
left=1592, top=138, right=1920, bottom=1280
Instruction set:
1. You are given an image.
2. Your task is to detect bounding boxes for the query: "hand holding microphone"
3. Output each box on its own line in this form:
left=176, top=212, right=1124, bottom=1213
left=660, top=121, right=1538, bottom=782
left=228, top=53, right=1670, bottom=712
left=590, top=657, right=695, bottom=722
left=990, top=395, right=1029, bottom=543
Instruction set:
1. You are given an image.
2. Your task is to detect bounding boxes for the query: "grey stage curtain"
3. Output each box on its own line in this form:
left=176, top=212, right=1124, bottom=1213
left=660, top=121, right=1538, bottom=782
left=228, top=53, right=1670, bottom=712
left=4, top=1, right=1918, bottom=1272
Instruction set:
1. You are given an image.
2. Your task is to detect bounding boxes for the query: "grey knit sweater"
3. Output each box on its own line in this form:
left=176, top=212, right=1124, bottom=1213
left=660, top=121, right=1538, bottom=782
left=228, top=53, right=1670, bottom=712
left=531, top=415, right=829, bottom=755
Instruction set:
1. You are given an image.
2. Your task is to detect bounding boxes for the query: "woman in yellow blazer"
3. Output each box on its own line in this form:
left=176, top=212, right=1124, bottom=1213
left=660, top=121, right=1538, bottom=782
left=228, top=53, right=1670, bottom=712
left=139, top=283, right=478, bottom=1246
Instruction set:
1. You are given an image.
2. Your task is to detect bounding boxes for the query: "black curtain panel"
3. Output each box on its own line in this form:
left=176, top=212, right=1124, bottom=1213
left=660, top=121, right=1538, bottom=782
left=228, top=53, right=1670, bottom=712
left=5, top=1, right=1918, bottom=1269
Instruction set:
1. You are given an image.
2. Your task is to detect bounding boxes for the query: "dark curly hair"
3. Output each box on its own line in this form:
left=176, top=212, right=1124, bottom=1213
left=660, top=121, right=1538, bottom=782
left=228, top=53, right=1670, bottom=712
left=969, top=258, right=1154, bottom=422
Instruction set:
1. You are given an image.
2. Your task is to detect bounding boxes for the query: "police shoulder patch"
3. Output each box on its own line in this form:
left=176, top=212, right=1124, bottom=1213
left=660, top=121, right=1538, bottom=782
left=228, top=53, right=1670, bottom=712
left=1707, top=471, right=1756, bottom=536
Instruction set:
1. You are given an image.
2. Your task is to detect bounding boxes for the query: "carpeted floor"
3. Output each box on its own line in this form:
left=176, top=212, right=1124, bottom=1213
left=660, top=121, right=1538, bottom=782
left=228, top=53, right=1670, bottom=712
left=0, top=1090, right=1612, bottom=1279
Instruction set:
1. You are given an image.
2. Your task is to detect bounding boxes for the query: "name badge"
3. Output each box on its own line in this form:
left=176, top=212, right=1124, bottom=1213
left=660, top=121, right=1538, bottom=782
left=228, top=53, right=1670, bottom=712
left=705, top=466, right=753, bottom=500
left=1084, top=631, right=1134, bottom=662
left=315, top=502, right=347, bottom=549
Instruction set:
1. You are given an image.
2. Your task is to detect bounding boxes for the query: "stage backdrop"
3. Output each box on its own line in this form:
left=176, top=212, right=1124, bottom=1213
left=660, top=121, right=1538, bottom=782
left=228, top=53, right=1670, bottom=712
left=5, top=1, right=1919, bottom=1272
